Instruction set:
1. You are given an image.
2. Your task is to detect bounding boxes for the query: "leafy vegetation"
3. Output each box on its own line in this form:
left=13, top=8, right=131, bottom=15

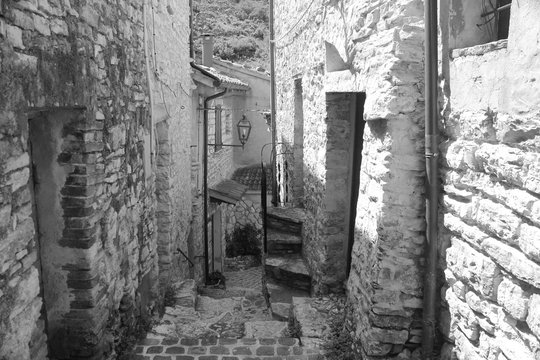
left=207, top=271, right=227, bottom=287
left=225, top=224, right=262, bottom=263
left=193, top=0, right=270, bottom=68
left=322, top=300, right=356, bottom=360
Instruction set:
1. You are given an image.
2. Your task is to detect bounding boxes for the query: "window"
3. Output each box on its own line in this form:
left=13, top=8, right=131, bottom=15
left=480, top=0, right=512, bottom=40
left=214, top=105, right=222, bottom=151
left=448, top=0, right=512, bottom=50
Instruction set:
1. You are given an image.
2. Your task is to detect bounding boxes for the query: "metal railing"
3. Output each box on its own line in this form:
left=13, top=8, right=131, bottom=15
left=176, top=248, right=194, bottom=268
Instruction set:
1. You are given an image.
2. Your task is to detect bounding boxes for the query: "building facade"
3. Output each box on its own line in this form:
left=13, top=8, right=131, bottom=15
left=0, top=0, right=193, bottom=358
left=274, top=0, right=540, bottom=359
left=440, top=1, right=540, bottom=359
left=274, top=0, right=426, bottom=357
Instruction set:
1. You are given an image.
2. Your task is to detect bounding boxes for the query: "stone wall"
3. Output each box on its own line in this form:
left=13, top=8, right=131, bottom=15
left=225, top=197, right=263, bottom=236
left=439, top=1, right=540, bottom=358
left=147, top=0, right=194, bottom=288
left=0, top=0, right=191, bottom=358
left=274, top=0, right=426, bottom=357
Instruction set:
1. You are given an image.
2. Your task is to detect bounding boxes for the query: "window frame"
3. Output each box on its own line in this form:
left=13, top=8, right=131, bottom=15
left=214, top=105, right=223, bottom=152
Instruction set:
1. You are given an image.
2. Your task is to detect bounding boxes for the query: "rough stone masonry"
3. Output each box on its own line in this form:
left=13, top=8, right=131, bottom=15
left=275, top=0, right=540, bottom=358
left=0, top=0, right=193, bottom=359
left=274, top=0, right=426, bottom=358
left=439, top=0, right=540, bottom=359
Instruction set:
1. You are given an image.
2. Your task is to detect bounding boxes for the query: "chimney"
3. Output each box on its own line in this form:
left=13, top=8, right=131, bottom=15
left=202, top=34, right=214, bottom=67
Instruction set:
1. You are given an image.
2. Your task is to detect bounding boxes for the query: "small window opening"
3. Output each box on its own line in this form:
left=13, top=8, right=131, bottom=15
left=214, top=105, right=222, bottom=151
left=480, top=0, right=511, bottom=40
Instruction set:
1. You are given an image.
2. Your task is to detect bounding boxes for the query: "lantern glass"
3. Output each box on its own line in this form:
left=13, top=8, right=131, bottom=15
left=236, top=115, right=252, bottom=146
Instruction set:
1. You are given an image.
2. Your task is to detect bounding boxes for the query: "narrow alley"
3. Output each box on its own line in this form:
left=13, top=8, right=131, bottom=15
left=1, top=0, right=540, bottom=359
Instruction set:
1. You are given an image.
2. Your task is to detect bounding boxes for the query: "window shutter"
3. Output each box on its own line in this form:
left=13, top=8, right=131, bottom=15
left=215, top=105, right=222, bottom=151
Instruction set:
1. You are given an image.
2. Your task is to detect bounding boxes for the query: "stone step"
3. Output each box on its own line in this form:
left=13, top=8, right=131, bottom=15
left=271, top=302, right=292, bottom=321
left=265, top=254, right=311, bottom=293
left=244, top=320, right=289, bottom=338
left=291, top=297, right=331, bottom=340
left=134, top=335, right=323, bottom=359
left=266, top=206, right=306, bottom=235
left=267, top=229, right=302, bottom=255
left=173, top=279, right=197, bottom=309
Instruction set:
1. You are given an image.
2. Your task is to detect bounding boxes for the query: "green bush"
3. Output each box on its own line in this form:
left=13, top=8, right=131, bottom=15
left=225, top=224, right=262, bottom=262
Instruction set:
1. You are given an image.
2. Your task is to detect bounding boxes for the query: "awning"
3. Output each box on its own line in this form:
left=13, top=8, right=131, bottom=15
left=209, top=179, right=247, bottom=204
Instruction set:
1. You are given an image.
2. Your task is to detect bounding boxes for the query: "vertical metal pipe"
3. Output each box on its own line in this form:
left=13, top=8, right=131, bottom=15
left=269, top=0, right=278, bottom=207
left=203, top=90, right=227, bottom=284
left=422, top=0, right=439, bottom=358
left=189, top=0, right=194, bottom=59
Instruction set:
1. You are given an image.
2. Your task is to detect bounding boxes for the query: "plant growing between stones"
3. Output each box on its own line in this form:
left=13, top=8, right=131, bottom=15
left=208, top=271, right=226, bottom=288
left=287, top=315, right=302, bottom=344
left=321, top=301, right=356, bottom=360
left=225, top=224, right=262, bottom=264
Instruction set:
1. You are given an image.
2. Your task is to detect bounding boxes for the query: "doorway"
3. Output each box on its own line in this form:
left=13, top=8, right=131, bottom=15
left=324, top=93, right=366, bottom=279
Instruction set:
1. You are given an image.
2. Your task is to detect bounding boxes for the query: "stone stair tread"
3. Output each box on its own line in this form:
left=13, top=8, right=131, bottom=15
left=292, top=297, right=331, bottom=339
left=244, top=320, right=289, bottom=338
left=267, top=206, right=306, bottom=224
left=266, top=254, right=309, bottom=276
left=267, top=229, right=302, bottom=244
left=271, top=302, right=292, bottom=321
left=173, top=278, right=197, bottom=308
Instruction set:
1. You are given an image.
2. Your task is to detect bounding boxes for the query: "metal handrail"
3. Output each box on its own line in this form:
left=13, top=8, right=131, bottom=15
left=176, top=248, right=194, bottom=268
left=481, top=3, right=511, bottom=17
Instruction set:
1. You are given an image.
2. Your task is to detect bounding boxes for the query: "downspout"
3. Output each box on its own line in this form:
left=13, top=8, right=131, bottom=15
left=189, top=0, right=194, bottom=59
left=203, top=89, right=227, bottom=284
left=189, top=0, right=225, bottom=284
left=422, top=0, right=439, bottom=359
left=269, top=0, right=278, bottom=207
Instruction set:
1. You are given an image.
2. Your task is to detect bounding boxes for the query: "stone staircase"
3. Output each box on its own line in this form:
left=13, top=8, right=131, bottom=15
left=133, top=274, right=324, bottom=360
left=265, top=207, right=311, bottom=294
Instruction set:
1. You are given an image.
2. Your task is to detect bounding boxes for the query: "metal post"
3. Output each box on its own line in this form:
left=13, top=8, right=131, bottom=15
left=269, top=0, right=278, bottom=207
left=422, top=0, right=440, bottom=358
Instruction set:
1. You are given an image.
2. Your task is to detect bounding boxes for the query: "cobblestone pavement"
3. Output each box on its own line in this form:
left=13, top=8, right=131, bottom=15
left=134, top=336, right=322, bottom=359
left=225, top=266, right=263, bottom=292
left=132, top=267, right=323, bottom=359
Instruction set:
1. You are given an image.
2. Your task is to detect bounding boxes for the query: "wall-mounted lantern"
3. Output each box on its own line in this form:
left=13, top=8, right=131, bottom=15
left=209, top=114, right=252, bottom=149
left=237, top=115, right=252, bottom=147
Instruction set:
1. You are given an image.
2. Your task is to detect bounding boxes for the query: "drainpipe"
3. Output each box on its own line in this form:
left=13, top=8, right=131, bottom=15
left=422, top=0, right=439, bottom=359
left=269, top=0, right=278, bottom=207
left=190, top=0, right=225, bottom=284
left=189, top=0, right=194, bottom=59
left=203, top=89, right=227, bottom=284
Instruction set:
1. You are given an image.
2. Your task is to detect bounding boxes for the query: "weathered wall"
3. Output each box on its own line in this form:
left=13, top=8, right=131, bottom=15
left=440, top=1, right=540, bottom=358
left=213, top=59, right=272, bottom=167
left=224, top=197, right=263, bottom=236
left=0, top=0, right=191, bottom=358
left=147, top=0, right=194, bottom=288
left=208, top=94, right=237, bottom=187
left=274, top=0, right=426, bottom=357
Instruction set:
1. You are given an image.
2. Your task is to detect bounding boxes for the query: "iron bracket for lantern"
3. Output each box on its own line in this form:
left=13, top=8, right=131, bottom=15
left=208, top=115, right=252, bottom=149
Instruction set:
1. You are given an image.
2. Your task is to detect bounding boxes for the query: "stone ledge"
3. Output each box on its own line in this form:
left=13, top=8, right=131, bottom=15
left=451, top=39, right=508, bottom=59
